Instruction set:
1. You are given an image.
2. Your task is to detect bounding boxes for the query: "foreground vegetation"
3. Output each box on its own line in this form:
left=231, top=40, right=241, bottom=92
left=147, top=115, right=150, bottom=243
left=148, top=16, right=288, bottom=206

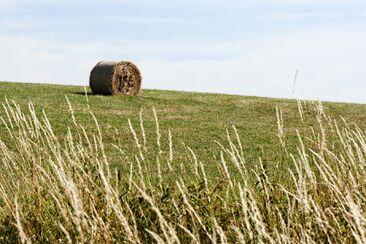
left=1, top=82, right=366, bottom=242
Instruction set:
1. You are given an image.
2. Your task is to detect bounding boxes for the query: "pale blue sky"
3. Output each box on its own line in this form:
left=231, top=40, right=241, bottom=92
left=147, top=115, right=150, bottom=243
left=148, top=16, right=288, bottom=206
left=1, top=1, right=366, bottom=103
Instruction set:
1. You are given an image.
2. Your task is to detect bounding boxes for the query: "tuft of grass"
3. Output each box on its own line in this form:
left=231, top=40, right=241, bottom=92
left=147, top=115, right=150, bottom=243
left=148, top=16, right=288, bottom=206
left=0, top=90, right=366, bottom=242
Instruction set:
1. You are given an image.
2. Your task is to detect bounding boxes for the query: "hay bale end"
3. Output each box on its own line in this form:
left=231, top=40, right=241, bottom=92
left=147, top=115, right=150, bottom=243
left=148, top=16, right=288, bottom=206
left=89, top=60, right=142, bottom=96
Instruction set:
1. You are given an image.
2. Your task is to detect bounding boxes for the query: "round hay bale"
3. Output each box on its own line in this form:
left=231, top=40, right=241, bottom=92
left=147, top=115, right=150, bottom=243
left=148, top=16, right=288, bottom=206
left=89, top=60, right=142, bottom=96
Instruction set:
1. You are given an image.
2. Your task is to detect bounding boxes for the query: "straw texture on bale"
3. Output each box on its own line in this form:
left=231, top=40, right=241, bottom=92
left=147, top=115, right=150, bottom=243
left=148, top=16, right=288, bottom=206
left=90, top=61, right=142, bottom=96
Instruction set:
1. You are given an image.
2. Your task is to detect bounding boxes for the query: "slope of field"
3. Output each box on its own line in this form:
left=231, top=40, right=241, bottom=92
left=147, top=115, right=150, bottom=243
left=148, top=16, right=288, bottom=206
left=1, top=81, right=366, bottom=242
left=1, top=81, right=366, bottom=180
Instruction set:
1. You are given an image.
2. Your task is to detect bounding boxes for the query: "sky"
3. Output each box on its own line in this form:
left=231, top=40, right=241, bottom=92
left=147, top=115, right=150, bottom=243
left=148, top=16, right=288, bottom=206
left=1, top=1, right=366, bottom=103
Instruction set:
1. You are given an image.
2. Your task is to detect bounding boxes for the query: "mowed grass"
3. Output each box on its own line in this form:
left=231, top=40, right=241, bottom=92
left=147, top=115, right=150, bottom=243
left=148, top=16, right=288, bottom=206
left=2, top=81, right=366, bottom=242
left=1, top=81, right=366, bottom=183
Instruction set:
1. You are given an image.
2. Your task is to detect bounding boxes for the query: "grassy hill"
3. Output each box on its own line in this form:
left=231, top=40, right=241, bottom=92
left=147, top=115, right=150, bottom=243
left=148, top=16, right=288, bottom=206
left=1, top=81, right=366, bottom=171
left=1, top=81, right=366, bottom=242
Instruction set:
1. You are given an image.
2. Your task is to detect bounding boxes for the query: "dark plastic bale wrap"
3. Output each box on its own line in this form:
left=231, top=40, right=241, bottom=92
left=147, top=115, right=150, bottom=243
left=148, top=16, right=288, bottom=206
left=89, top=60, right=142, bottom=96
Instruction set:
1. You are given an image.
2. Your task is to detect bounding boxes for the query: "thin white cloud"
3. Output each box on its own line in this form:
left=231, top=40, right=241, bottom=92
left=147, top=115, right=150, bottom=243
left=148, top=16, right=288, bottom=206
left=81, top=16, right=186, bottom=24
left=3, top=0, right=366, bottom=8
left=260, top=11, right=348, bottom=20
left=257, top=0, right=366, bottom=5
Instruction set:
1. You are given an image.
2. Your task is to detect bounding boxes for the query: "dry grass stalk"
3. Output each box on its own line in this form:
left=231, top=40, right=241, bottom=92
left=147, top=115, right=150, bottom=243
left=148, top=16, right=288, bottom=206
left=0, top=99, right=366, bottom=243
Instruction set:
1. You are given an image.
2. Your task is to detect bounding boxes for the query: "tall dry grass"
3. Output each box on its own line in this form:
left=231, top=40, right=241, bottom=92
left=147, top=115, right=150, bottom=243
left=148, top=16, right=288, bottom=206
left=0, top=98, right=366, bottom=243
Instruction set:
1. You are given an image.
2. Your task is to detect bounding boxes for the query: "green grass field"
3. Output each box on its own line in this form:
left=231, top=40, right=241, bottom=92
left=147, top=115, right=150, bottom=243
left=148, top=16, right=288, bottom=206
left=1, top=81, right=366, bottom=177
left=1, top=81, right=366, bottom=242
